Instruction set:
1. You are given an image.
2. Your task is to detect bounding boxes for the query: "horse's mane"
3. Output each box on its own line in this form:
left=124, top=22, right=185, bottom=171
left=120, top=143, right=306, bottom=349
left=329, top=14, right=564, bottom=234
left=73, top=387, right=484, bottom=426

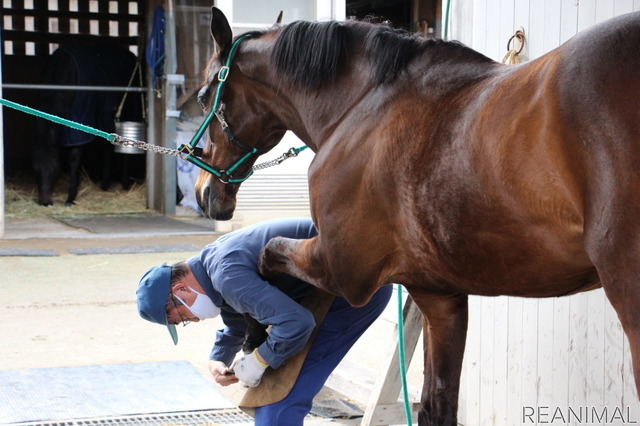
left=266, top=20, right=490, bottom=90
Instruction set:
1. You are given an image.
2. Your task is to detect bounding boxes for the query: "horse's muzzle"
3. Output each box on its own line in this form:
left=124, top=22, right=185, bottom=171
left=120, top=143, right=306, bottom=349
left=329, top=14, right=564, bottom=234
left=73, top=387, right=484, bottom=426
left=198, top=185, right=237, bottom=220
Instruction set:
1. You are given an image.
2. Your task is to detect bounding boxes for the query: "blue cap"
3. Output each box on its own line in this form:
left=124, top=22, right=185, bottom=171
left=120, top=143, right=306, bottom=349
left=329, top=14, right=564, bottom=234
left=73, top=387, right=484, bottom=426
left=136, top=265, right=178, bottom=345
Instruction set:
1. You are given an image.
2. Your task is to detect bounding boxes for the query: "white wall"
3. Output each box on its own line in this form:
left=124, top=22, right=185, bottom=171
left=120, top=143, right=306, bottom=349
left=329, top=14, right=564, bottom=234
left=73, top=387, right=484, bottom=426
left=445, top=1, right=640, bottom=424
left=447, top=0, right=640, bottom=61
left=459, top=292, right=640, bottom=426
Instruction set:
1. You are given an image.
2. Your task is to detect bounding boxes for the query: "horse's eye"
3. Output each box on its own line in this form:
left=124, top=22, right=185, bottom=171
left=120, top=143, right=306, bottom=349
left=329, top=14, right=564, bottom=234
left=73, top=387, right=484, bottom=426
left=197, top=85, right=210, bottom=110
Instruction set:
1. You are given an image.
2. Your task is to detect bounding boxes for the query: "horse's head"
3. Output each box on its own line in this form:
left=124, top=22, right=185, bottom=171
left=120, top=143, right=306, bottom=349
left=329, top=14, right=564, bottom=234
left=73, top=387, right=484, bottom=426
left=193, top=7, right=286, bottom=220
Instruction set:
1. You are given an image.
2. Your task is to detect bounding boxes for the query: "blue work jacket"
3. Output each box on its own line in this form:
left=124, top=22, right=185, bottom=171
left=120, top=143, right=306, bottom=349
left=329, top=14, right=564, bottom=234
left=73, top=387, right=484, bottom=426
left=187, top=217, right=317, bottom=369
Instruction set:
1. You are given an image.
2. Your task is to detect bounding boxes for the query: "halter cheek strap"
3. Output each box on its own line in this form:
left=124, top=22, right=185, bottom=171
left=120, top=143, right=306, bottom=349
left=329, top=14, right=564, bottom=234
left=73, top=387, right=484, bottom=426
left=178, top=33, right=263, bottom=184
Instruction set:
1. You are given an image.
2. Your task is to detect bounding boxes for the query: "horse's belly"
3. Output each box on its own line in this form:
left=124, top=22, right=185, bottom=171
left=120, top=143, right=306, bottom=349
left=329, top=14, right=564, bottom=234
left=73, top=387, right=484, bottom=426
left=452, top=263, right=601, bottom=298
left=402, top=201, right=597, bottom=298
left=427, top=234, right=600, bottom=298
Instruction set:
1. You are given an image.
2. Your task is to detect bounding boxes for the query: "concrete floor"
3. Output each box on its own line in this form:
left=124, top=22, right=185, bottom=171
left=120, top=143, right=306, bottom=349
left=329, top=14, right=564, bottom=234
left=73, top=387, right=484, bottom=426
left=0, top=214, right=422, bottom=425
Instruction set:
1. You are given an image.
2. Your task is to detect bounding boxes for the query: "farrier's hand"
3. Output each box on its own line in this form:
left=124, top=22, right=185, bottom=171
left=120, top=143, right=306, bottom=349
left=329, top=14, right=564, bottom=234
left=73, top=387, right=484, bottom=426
left=231, top=349, right=269, bottom=387
left=208, top=360, right=239, bottom=386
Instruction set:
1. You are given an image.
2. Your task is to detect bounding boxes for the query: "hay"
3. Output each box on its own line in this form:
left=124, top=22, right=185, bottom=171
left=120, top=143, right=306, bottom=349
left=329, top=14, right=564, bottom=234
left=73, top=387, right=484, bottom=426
left=4, top=172, right=148, bottom=219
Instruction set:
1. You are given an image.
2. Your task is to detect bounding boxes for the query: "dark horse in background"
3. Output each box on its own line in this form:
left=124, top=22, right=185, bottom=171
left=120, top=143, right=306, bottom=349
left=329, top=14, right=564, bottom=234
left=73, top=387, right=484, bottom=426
left=34, top=43, right=144, bottom=206
left=194, top=8, right=640, bottom=425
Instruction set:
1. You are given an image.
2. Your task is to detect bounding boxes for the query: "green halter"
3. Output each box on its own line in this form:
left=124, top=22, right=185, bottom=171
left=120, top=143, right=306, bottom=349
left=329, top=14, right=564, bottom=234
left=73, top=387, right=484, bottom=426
left=178, top=34, right=261, bottom=184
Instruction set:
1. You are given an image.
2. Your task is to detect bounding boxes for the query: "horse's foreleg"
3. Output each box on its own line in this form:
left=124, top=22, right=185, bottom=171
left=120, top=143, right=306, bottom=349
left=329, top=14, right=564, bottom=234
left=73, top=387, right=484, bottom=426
left=242, top=314, right=269, bottom=355
left=411, top=293, right=468, bottom=426
left=259, top=236, right=339, bottom=295
left=65, top=146, right=82, bottom=206
left=259, top=237, right=320, bottom=284
left=100, top=143, right=113, bottom=191
left=120, top=154, right=133, bottom=190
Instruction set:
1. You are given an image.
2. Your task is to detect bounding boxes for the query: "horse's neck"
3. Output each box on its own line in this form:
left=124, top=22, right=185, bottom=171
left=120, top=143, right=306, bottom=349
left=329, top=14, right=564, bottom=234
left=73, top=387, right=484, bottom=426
left=278, top=62, right=377, bottom=149
left=420, top=53, right=499, bottom=97
left=266, top=43, right=498, bottom=150
left=288, top=68, right=497, bottom=149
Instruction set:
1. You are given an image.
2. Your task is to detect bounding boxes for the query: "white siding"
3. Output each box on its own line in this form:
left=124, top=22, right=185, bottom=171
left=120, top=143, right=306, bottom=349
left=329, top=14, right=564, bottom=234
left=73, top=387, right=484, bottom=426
left=446, top=1, right=640, bottom=424
left=459, top=293, right=640, bottom=425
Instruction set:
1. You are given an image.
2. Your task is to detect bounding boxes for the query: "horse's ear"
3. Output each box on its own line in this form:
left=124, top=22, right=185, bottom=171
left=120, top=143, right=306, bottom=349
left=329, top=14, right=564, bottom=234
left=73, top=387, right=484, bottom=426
left=210, top=7, right=233, bottom=54
left=276, top=11, right=283, bottom=25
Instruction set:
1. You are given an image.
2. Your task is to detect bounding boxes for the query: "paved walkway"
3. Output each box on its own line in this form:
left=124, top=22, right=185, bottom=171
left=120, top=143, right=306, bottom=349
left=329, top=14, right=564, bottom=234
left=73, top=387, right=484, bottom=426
left=0, top=214, right=421, bottom=425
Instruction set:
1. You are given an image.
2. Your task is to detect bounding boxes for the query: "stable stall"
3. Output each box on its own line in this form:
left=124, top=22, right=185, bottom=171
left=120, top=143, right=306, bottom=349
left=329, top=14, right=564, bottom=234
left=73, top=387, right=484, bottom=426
left=1, top=0, right=446, bottom=237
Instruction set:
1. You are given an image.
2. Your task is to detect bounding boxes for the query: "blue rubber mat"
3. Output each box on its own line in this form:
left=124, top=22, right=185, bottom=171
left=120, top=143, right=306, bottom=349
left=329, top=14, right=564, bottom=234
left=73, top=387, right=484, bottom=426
left=0, top=361, right=234, bottom=424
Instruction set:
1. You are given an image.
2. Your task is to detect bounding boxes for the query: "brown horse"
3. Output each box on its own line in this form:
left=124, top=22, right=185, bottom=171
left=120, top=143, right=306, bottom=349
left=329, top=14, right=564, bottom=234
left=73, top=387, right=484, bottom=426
left=193, top=7, right=640, bottom=425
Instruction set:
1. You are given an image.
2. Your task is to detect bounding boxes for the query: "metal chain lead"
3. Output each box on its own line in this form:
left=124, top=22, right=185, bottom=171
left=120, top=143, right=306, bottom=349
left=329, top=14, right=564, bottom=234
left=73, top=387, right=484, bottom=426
left=252, top=147, right=304, bottom=170
left=112, top=135, right=183, bottom=157
left=112, top=136, right=304, bottom=170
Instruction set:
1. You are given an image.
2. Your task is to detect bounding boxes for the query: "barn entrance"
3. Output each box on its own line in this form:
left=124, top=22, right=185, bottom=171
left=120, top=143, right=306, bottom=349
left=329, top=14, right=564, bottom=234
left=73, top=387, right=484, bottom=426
left=1, top=0, right=442, bottom=236
left=1, top=0, right=149, bottom=231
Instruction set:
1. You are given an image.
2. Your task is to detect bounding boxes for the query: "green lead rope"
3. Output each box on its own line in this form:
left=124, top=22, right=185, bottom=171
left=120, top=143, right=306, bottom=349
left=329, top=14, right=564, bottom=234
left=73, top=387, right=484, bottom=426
left=0, top=97, right=117, bottom=143
left=0, top=96, right=306, bottom=175
left=397, top=284, right=413, bottom=425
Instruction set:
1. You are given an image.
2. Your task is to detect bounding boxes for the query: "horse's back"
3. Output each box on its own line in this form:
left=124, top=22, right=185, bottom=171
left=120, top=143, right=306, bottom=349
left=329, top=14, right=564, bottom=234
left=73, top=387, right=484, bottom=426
left=479, top=10, right=640, bottom=202
left=556, top=11, right=640, bottom=121
left=552, top=12, right=640, bottom=206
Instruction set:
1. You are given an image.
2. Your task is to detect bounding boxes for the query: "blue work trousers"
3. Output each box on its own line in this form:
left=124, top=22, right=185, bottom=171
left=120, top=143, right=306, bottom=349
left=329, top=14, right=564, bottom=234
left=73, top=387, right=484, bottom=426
left=254, top=285, right=393, bottom=426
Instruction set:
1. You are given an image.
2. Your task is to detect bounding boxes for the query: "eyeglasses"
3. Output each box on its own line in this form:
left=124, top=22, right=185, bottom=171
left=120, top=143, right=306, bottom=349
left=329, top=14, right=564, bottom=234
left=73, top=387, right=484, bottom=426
left=171, top=295, right=191, bottom=327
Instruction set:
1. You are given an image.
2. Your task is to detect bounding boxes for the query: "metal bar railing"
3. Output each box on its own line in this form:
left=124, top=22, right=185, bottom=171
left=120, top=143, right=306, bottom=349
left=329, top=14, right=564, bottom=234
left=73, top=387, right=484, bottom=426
left=1, top=83, right=146, bottom=92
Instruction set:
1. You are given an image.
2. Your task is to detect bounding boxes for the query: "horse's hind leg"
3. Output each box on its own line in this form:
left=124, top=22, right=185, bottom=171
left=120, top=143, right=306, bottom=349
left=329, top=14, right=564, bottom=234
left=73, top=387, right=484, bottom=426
left=410, top=292, right=468, bottom=426
left=590, top=247, right=640, bottom=398
left=598, top=273, right=640, bottom=398
left=33, top=124, right=61, bottom=206
left=34, top=157, right=57, bottom=206
left=586, top=211, right=640, bottom=399
left=65, top=146, right=82, bottom=206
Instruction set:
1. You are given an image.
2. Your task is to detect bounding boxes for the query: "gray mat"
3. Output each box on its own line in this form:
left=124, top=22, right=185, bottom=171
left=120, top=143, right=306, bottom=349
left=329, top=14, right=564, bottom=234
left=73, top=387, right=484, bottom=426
left=0, top=249, right=58, bottom=257
left=52, top=213, right=216, bottom=235
left=68, top=244, right=201, bottom=255
left=0, top=361, right=234, bottom=424
left=311, top=387, right=364, bottom=419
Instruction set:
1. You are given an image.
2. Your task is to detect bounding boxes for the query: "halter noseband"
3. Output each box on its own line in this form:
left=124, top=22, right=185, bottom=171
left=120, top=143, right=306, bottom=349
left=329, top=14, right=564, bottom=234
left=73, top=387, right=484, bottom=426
left=178, top=34, right=262, bottom=184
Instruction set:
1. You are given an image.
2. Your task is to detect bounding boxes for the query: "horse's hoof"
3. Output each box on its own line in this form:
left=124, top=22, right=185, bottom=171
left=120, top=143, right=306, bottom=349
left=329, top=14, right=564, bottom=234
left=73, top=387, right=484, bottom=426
left=64, top=200, right=76, bottom=206
left=38, top=201, right=53, bottom=207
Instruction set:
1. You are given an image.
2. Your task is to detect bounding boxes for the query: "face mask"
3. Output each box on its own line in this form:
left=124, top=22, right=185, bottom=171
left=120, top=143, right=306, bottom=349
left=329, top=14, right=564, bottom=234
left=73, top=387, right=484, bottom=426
left=175, top=287, right=221, bottom=320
